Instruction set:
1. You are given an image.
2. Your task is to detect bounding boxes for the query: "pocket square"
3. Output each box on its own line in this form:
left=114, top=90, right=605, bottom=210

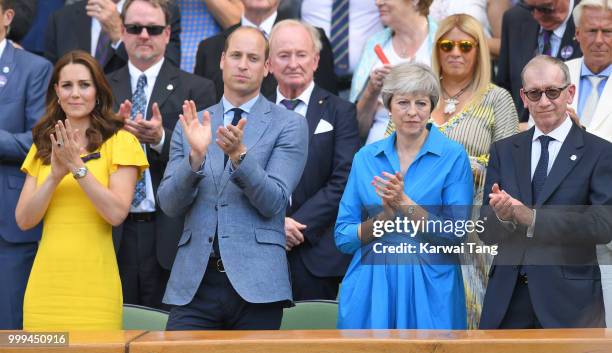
left=314, top=119, right=333, bottom=134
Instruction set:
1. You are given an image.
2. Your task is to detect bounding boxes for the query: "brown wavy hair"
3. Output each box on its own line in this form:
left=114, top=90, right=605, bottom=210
left=32, top=50, right=123, bottom=164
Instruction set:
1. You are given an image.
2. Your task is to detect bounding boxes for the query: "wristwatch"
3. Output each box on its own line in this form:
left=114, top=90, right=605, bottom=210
left=232, top=150, right=247, bottom=165
left=72, top=166, right=88, bottom=179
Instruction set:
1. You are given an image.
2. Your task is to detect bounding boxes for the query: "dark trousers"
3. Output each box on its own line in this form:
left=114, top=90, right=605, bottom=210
left=499, top=274, right=543, bottom=329
left=0, top=237, right=37, bottom=329
left=166, top=258, right=284, bottom=330
left=117, top=217, right=167, bottom=310
left=288, top=251, right=341, bottom=301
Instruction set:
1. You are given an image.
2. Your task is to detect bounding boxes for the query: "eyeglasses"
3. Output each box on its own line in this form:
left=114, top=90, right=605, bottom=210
left=437, top=39, right=477, bottom=53
left=519, top=2, right=555, bottom=15
left=124, top=24, right=167, bottom=36
left=523, top=85, right=569, bottom=101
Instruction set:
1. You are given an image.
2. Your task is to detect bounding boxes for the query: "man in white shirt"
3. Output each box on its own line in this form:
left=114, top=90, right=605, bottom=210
left=106, top=0, right=216, bottom=309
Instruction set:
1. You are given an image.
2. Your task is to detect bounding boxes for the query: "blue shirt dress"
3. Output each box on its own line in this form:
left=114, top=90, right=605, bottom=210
left=335, top=124, right=473, bottom=329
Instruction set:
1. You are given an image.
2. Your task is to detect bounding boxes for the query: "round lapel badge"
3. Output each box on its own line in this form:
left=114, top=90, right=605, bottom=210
left=166, top=84, right=174, bottom=91
left=2, top=66, right=9, bottom=74
left=560, top=45, right=574, bottom=60
left=570, top=154, right=577, bottom=161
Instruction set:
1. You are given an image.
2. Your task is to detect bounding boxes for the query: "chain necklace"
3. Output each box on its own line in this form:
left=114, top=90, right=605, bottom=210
left=442, top=83, right=470, bottom=115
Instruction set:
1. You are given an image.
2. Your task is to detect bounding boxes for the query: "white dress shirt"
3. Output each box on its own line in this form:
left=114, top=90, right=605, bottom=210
left=0, top=39, right=6, bottom=58
left=301, top=0, right=383, bottom=73
left=241, top=12, right=277, bottom=38
left=531, top=115, right=572, bottom=179
left=127, top=58, right=165, bottom=213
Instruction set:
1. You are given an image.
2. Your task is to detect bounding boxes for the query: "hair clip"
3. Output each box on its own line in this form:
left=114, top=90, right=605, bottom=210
left=81, top=152, right=101, bottom=163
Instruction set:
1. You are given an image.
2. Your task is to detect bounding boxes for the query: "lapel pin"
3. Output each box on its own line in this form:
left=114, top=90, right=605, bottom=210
left=2, top=66, right=9, bottom=74
left=166, top=84, right=174, bottom=91
left=570, top=154, right=577, bottom=161
left=318, top=100, right=323, bottom=104
left=560, top=45, right=574, bottom=60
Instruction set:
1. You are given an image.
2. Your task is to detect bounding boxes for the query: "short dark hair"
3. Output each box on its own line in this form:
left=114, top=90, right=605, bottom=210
left=121, top=0, right=171, bottom=26
left=223, top=26, right=270, bottom=60
left=0, top=0, right=15, bottom=10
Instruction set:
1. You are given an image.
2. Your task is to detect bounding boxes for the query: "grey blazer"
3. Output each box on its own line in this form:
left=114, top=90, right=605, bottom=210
left=158, top=95, right=309, bottom=306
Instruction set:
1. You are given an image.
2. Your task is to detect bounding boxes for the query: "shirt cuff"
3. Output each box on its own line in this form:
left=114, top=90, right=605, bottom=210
left=149, top=129, right=165, bottom=153
left=111, top=39, right=122, bottom=50
left=194, top=156, right=206, bottom=176
left=496, top=213, right=517, bottom=232
left=526, top=209, right=536, bottom=238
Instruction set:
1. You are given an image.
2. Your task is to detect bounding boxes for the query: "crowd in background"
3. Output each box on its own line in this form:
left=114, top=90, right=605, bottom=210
left=0, top=0, right=611, bottom=332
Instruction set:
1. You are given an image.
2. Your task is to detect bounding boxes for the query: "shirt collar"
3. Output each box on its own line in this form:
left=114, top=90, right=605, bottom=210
left=0, top=39, right=6, bottom=59
left=375, top=123, right=444, bottom=159
left=128, top=57, right=165, bottom=85
left=241, top=11, right=277, bottom=38
left=539, top=0, right=573, bottom=38
left=276, top=81, right=315, bottom=107
left=580, top=61, right=612, bottom=78
left=222, top=94, right=260, bottom=115
left=532, top=114, right=573, bottom=143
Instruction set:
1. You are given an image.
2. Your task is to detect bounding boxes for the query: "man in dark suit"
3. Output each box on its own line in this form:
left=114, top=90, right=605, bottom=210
left=194, top=0, right=337, bottom=101
left=107, top=0, right=216, bottom=309
left=479, top=55, right=612, bottom=329
left=496, top=0, right=582, bottom=124
left=0, top=0, right=52, bottom=329
left=44, top=0, right=181, bottom=74
left=267, top=19, right=358, bottom=300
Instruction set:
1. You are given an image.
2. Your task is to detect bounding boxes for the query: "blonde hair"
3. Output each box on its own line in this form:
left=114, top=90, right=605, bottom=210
left=573, top=0, right=612, bottom=27
left=431, top=14, right=491, bottom=102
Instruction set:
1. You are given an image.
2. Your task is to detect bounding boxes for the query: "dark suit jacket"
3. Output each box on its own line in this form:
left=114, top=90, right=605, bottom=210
left=194, top=18, right=338, bottom=101
left=495, top=4, right=582, bottom=121
left=107, top=60, right=216, bottom=270
left=44, top=1, right=181, bottom=74
left=479, top=122, right=612, bottom=329
left=7, top=0, right=37, bottom=43
left=269, top=85, right=358, bottom=277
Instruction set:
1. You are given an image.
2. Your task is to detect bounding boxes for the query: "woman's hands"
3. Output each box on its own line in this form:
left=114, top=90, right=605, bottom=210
left=372, top=171, right=411, bottom=215
left=49, top=119, right=84, bottom=181
left=367, top=64, right=392, bottom=95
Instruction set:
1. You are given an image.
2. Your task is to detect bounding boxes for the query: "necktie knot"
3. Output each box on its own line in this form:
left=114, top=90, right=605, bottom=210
left=280, top=99, right=301, bottom=111
left=538, top=135, right=554, bottom=149
left=587, top=75, right=604, bottom=89
left=136, top=74, right=147, bottom=90
left=230, top=108, right=243, bottom=126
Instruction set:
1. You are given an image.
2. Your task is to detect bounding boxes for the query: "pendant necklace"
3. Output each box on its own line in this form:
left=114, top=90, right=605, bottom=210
left=442, top=83, right=470, bottom=115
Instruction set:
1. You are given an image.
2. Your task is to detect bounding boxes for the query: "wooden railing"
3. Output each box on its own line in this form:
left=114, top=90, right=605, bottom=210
left=2, top=329, right=612, bottom=352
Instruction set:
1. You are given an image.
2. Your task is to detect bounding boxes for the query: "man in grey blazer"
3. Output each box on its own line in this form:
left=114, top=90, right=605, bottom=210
left=158, top=26, right=308, bottom=330
left=0, top=0, right=52, bottom=329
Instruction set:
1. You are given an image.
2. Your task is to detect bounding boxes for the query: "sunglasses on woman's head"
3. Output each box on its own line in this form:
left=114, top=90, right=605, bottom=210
left=124, top=24, right=166, bottom=36
left=523, top=85, right=569, bottom=102
left=437, top=39, right=477, bottom=53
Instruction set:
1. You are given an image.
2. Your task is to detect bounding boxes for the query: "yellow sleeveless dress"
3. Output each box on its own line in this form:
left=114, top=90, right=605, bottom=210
left=22, top=130, right=148, bottom=330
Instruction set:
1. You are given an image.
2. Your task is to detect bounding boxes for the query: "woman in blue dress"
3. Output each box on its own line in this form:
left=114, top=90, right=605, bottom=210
left=335, top=62, right=473, bottom=329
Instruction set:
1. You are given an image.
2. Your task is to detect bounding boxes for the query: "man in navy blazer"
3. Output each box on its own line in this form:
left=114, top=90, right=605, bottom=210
left=479, top=55, right=612, bottom=329
left=496, top=0, right=582, bottom=124
left=267, top=20, right=358, bottom=300
left=0, top=1, right=52, bottom=329
left=158, top=27, right=308, bottom=330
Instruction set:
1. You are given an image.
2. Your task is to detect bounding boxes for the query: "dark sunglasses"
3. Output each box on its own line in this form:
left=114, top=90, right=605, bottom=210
left=437, top=39, right=477, bottom=53
left=124, top=24, right=167, bottom=36
left=519, top=2, right=555, bottom=15
left=523, top=84, right=569, bottom=102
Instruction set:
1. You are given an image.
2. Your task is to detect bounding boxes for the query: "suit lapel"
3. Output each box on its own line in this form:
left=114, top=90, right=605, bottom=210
left=512, top=129, right=535, bottom=205
left=557, top=19, right=580, bottom=60
left=207, top=104, right=225, bottom=188
left=521, top=18, right=539, bottom=63
left=305, top=86, right=326, bottom=142
left=147, top=61, right=179, bottom=119
left=110, top=66, right=133, bottom=107
left=589, top=77, right=612, bottom=132
left=218, top=96, right=272, bottom=193
left=75, top=3, right=93, bottom=53
left=0, top=43, right=16, bottom=103
left=537, top=123, right=584, bottom=206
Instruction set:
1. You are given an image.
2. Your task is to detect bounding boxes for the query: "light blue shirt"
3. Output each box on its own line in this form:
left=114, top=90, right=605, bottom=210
left=577, top=62, right=611, bottom=118
left=334, top=124, right=473, bottom=329
left=221, top=95, right=259, bottom=126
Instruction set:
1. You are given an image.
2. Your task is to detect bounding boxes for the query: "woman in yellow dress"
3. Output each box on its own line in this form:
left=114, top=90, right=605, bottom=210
left=15, top=50, right=148, bottom=330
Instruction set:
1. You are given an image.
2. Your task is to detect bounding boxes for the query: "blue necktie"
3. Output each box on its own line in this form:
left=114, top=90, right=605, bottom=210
left=224, top=108, right=243, bottom=167
left=532, top=135, right=554, bottom=204
left=131, top=74, right=148, bottom=207
left=331, top=0, right=350, bottom=76
left=541, top=30, right=553, bottom=56
left=95, top=30, right=111, bottom=65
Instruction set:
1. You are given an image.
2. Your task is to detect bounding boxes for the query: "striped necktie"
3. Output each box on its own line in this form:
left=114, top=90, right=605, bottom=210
left=131, top=74, right=148, bottom=207
left=331, top=0, right=350, bottom=76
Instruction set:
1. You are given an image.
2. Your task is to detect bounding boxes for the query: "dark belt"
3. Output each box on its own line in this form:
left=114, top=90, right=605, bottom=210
left=126, top=212, right=155, bottom=222
left=207, top=256, right=225, bottom=273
